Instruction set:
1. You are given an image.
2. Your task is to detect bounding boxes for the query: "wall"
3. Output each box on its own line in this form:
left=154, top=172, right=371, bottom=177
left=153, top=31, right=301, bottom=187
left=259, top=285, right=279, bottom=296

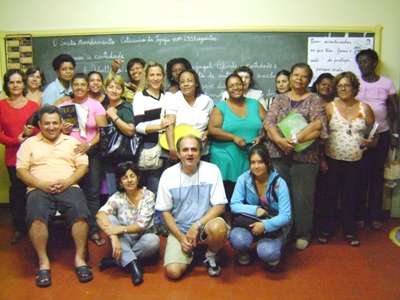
left=0, top=0, right=399, bottom=204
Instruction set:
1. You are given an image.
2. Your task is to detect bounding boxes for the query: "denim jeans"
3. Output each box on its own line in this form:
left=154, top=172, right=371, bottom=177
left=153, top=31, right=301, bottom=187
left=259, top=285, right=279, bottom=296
left=79, top=151, right=103, bottom=237
left=108, top=215, right=160, bottom=267
left=230, top=227, right=283, bottom=263
left=7, top=166, right=28, bottom=233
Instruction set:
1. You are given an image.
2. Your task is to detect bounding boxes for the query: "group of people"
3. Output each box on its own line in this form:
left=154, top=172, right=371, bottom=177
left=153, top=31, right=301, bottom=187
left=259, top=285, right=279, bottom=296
left=0, top=48, right=398, bottom=288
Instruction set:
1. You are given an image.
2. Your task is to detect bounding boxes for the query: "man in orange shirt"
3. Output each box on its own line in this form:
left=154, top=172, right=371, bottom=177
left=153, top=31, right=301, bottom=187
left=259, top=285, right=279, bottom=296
left=16, top=105, right=92, bottom=287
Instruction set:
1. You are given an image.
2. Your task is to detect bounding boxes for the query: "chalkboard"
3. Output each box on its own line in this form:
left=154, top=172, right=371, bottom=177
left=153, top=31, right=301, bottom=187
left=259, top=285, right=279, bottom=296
left=32, top=31, right=374, bottom=102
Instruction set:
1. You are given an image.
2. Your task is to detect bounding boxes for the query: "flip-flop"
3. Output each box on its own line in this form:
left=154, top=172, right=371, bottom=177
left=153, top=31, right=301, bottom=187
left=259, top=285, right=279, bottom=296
left=36, top=269, right=52, bottom=288
left=317, top=232, right=332, bottom=245
left=75, top=265, right=93, bottom=283
left=89, top=236, right=106, bottom=246
left=344, top=235, right=361, bottom=247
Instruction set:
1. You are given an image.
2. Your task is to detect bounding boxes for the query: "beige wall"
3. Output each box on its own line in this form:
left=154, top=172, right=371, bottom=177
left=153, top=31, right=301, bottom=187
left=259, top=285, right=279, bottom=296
left=0, top=0, right=399, bottom=204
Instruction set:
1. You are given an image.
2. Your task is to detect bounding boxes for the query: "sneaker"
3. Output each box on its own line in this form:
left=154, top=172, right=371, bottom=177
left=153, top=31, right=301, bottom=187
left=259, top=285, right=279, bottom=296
left=204, top=253, right=221, bottom=277
left=237, top=253, right=250, bottom=266
left=296, top=239, right=309, bottom=250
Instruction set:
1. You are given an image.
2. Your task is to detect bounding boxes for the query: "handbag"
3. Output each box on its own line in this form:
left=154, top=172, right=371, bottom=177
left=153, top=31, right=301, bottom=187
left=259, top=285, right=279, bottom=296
left=138, top=143, right=163, bottom=170
left=99, top=123, right=142, bottom=162
left=232, top=211, right=281, bottom=239
left=384, top=147, right=400, bottom=183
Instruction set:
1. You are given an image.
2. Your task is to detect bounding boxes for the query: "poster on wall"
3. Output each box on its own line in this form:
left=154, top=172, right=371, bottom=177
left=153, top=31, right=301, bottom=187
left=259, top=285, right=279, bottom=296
left=308, top=37, right=374, bottom=85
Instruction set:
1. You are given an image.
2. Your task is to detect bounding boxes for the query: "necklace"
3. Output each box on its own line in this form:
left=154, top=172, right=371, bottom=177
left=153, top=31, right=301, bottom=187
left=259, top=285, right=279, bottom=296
left=338, top=99, right=356, bottom=114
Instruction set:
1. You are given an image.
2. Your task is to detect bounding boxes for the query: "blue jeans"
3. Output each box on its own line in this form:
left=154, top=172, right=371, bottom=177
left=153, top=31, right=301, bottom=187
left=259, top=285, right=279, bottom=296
left=230, top=227, right=283, bottom=263
left=108, top=215, right=160, bottom=267
left=79, top=151, right=103, bottom=237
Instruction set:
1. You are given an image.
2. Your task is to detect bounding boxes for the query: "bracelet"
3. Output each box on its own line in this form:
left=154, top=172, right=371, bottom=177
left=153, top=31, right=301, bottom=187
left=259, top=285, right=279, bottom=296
left=124, top=227, right=127, bottom=234
left=114, top=117, right=120, bottom=123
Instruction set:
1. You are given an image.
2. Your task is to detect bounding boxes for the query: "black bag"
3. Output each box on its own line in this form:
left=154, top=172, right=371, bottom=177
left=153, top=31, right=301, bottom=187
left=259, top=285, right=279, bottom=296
left=232, top=175, right=282, bottom=239
left=99, top=123, right=142, bottom=162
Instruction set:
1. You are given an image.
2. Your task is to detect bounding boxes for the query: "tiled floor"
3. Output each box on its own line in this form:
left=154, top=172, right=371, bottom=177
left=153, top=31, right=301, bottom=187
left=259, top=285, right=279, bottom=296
left=1, top=203, right=399, bottom=300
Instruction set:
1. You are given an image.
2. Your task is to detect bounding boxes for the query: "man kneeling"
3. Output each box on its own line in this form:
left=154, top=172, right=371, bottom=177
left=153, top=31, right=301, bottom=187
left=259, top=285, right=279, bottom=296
left=156, top=135, right=230, bottom=279
left=16, top=105, right=92, bottom=287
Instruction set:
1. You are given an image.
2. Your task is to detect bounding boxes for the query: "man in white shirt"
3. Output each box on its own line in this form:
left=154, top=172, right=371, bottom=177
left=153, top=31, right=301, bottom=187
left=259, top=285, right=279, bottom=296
left=156, top=135, right=229, bottom=279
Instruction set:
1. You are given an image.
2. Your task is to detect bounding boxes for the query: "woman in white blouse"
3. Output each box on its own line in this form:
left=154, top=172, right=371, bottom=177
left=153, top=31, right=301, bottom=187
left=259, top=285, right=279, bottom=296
left=165, top=69, right=214, bottom=160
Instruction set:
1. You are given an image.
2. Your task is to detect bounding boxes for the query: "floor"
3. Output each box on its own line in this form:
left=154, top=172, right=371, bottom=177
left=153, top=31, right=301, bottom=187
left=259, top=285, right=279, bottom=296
left=1, top=203, right=399, bottom=300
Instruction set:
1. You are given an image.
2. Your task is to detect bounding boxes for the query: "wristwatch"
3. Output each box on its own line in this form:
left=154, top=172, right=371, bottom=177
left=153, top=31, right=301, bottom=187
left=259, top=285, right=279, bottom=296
left=196, top=220, right=205, bottom=231
left=88, top=142, right=93, bottom=149
left=291, top=134, right=299, bottom=145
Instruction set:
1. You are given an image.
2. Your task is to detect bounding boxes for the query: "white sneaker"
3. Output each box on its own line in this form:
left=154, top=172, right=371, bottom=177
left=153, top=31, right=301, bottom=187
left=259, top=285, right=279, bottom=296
left=204, top=253, right=221, bottom=277
left=296, top=239, right=309, bottom=250
left=237, top=253, right=250, bottom=266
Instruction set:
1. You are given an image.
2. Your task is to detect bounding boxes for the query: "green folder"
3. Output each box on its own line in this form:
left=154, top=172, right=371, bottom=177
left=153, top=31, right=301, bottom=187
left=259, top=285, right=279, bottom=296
left=277, top=112, right=315, bottom=153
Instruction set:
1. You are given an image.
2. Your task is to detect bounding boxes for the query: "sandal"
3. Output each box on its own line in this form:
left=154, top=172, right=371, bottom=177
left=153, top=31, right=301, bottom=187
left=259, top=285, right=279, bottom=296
left=344, top=235, right=361, bottom=247
left=75, top=265, right=93, bottom=283
left=356, top=220, right=365, bottom=229
left=317, top=232, right=331, bottom=245
left=89, top=235, right=106, bottom=247
left=372, top=221, right=383, bottom=230
left=36, top=269, right=52, bottom=288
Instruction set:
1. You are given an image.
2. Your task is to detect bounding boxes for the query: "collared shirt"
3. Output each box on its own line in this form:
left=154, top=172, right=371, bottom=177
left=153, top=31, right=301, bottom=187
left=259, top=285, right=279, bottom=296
left=155, top=161, right=227, bottom=233
left=16, top=132, right=88, bottom=191
left=41, top=78, right=73, bottom=107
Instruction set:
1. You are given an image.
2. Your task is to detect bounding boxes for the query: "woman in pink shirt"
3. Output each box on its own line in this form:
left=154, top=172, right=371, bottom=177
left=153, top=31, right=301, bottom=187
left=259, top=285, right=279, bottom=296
left=355, top=49, right=399, bottom=230
left=59, top=73, right=108, bottom=246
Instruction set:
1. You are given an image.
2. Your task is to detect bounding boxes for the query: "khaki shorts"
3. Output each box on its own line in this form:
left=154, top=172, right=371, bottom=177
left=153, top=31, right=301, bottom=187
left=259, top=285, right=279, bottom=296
left=164, top=217, right=230, bottom=266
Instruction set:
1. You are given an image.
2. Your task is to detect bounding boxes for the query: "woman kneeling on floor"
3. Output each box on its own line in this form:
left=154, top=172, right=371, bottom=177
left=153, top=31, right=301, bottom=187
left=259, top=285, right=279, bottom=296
left=96, top=161, right=160, bottom=285
left=230, top=144, right=291, bottom=269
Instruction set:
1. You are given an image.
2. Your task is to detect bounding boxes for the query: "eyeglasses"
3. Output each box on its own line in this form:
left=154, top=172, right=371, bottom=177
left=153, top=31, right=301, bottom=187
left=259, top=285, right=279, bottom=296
left=179, top=79, right=194, bottom=85
left=337, top=84, right=352, bottom=90
left=227, top=83, right=243, bottom=89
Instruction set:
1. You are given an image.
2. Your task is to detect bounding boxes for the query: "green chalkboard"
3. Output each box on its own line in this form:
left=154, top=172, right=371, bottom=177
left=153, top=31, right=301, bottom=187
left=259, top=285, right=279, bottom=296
left=32, top=31, right=373, bottom=102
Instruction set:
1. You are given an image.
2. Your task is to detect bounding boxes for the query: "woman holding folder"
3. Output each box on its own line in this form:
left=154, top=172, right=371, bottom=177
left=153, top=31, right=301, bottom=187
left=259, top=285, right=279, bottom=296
left=264, top=63, right=327, bottom=250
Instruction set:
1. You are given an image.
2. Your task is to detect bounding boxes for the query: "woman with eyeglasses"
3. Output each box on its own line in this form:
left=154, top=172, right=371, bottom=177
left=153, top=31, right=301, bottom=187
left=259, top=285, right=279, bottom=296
left=25, top=67, right=46, bottom=106
left=59, top=73, right=108, bottom=247
left=164, top=69, right=214, bottom=162
left=265, top=63, right=327, bottom=250
left=318, top=71, right=376, bottom=247
left=209, top=74, right=266, bottom=206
